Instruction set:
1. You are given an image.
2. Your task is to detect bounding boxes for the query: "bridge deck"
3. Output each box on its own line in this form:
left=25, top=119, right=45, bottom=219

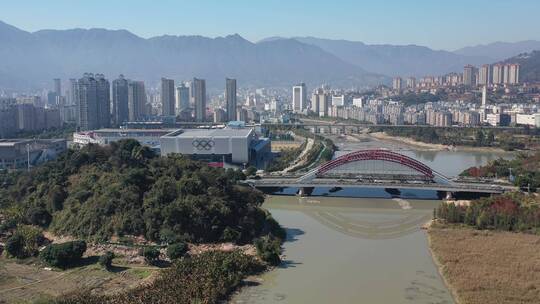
left=249, top=178, right=515, bottom=194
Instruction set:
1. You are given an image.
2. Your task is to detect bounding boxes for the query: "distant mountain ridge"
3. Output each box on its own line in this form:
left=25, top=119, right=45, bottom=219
left=1, top=20, right=539, bottom=91
left=0, top=21, right=387, bottom=90
left=500, top=51, right=540, bottom=83
left=262, top=36, right=540, bottom=78
left=454, top=40, right=540, bottom=61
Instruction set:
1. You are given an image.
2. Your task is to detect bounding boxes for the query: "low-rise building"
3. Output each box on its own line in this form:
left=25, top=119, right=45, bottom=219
left=516, top=113, right=540, bottom=127
left=73, top=129, right=174, bottom=149
left=0, top=139, right=67, bottom=170
left=160, top=127, right=272, bottom=168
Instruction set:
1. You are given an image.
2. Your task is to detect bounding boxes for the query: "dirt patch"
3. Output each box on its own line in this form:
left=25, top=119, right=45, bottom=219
left=428, top=226, right=540, bottom=304
left=0, top=260, right=156, bottom=303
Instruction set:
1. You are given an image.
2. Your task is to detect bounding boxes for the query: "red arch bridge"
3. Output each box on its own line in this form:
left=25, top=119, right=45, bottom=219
left=249, top=149, right=515, bottom=196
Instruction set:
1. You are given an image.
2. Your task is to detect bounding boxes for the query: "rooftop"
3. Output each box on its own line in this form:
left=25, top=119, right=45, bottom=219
left=164, top=128, right=253, bottom=138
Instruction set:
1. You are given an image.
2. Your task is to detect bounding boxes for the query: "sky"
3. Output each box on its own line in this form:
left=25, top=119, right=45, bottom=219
left=2, top=0, right=539, bottom=51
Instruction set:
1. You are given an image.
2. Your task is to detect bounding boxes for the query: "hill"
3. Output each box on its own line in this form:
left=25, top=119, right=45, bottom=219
left=0, top=21, right=387, bottom=90
left=0, top=139, right=284, bottom=244
left=275, top=36, right=492, bottom=77
left=454, top=40, right=540, bottom=61
left=502, top=50, right=540, bottom=83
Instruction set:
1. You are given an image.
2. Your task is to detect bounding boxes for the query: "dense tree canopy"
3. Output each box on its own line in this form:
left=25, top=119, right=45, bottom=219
left=0, top=140, right=283, bottom=244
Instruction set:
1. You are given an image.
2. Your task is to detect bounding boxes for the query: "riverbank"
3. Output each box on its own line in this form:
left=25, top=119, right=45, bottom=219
left=370, top=132, right=507, bottom=153
left=428, top=225, right=540, bottom=304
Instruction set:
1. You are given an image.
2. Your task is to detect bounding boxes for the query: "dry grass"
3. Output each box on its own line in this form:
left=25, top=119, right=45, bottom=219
left=429, top=226, right=540, bottom=304
left=0, top=259, right=156, bottom=303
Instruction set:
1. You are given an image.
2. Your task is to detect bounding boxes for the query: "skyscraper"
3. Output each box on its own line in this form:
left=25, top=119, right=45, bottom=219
left=112, top=75, right=129, bottom=126
left=161, top=78, right=175, bottom=116
left=392, top=77, right=402, bottom=91
left=96, top=74, right=111, bottom=129
left=292, top=83, right=307, bottom=112
left=53, top=78, right=62, bottom=97
left=492, top=64, right=504, bottom=85
left=225, top=78, right=237, bottom=121
left=176, top=83, right=190, bottom=112
left=508, top=64, right=520, bottom=84
left=478, top=65, right=491, bottom=86
left=76, top=73, right=110, bottom=131
left=128, top=81, right=146, bottom=121
left=406, top=77, right=416, bottom=89
left=463, top=65, right=475, bottom=87
left=193, top=78, right=206, bottom=122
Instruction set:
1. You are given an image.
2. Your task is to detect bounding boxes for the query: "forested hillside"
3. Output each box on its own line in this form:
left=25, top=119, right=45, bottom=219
left=0, top=139, right=284, bottom=244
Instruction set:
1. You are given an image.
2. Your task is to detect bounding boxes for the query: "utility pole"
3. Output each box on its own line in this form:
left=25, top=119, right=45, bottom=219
left=26, top=143, right=30, bottom=171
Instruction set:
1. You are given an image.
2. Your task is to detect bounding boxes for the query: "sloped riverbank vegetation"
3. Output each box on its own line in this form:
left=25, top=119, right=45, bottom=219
left=0, top=139, right=286, bottom=303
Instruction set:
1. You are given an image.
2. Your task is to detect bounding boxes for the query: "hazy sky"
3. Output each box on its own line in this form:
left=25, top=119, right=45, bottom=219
left=2, top=0, right=539, bottom=50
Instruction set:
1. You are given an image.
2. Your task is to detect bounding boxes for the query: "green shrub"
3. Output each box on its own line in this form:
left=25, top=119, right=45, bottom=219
left=40, top=240, right=87, bottom=268
left=245, top=166, right=257, bottom=176
left=5, top=226, right=45, bottom=259
left=99, top=251, right=115, bottom=270
left=167, top=242, right=188, bottom=260
left=26, top=206, right=52, bottom=227
left=0, top=218, right=17, bottom=233
left=254, top=235, right=282, bottom=266
left=5, top=233, right=26, bottom=258
left=141, top=247, right=160, bottom=265
left=53, top=251, right=265, bottom=304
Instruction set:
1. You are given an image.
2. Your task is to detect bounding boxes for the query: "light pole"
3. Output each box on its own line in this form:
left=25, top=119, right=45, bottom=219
left=26, top=143, right=30, bottom=171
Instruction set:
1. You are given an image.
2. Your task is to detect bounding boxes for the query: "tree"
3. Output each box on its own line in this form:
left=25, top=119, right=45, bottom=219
left=486, top=130, right=495, bottom=145
left=167, top=242, right=188, bottom=260
left=5, top=233, right=26, bottom=259
left=26, top=207, right=52, bottom=227
left=40, top=240, right=87, bottom=268
left=476, top=211, right=490, bottom=230
left=98, top=251, right=115, bottom=270
left=254, top=235, right=282, bottom=266
left=245, top=166, right=257, bottom=177
left=142, top=247, right=160, bottom=265
left=475, top=130, right=485, bottom=146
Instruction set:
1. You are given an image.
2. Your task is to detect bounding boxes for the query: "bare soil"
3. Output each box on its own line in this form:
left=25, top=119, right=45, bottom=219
left=428, top=226, right=540, bottom=304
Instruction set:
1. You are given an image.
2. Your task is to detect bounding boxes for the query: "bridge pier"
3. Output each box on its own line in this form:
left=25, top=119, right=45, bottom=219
left=298, top=187, right=314, bottom=197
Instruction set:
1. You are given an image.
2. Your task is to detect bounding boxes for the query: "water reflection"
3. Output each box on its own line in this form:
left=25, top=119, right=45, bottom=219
left=232, top=195, right=454, bottom=304
left=270, top=197, right=432, bottom=240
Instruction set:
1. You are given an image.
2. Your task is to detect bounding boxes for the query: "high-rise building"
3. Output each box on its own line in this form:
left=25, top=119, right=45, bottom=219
left=311, top=89, right=322, bottom=114
left=492, top=64, right=504, bottom=85
left=161, top=78, right=175, bottom=116
left=406, top=77, right=416, bottom=89
left=463, top=65, right=476, bottom=86
left=68, top=79, right=77, bottom=106
left=508, top=64, right=520, bottom=84
left=193, top=78, right=206, bottom=122
left=128, top=81, right=147, bottom=121
left=393, top=77, right=402, bottom=91
left=292, top=83, right=307, bottom=112
left=176, top=83, right=190, bottom=112
left=96, top=74, right=111, bottom=129
left=225, top=78, right=237, bottom=121
left=76, top=73, right=110, bottom=131
left=112, top=75, right=129, bottom=126
left=503, top=64, right=510, bottom=84
left=482, top=86, right=488, bottom=107
left=316, top=89, right=331, bottom=117
left=478, top=65, right=491, bottom=86
left=53, top=78, right=62, bottom=97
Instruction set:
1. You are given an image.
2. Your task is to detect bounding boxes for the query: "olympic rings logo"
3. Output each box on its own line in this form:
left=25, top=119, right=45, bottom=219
left=192, top=138, right=214, bottom=151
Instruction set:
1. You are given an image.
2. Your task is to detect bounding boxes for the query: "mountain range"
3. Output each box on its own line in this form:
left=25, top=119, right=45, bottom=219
left=1, top=20, right=539, bottom=90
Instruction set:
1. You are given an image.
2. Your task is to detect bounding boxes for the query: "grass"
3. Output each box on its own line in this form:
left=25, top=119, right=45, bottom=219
left=429, top=225, right=540, bottom=304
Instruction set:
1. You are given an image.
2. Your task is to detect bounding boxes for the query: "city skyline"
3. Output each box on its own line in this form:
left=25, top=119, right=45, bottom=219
left=2, top=0, right=540, bottom=51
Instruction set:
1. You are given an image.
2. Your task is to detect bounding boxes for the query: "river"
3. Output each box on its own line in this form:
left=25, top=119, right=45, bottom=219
left=231, top=134, right=513, bottom=304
